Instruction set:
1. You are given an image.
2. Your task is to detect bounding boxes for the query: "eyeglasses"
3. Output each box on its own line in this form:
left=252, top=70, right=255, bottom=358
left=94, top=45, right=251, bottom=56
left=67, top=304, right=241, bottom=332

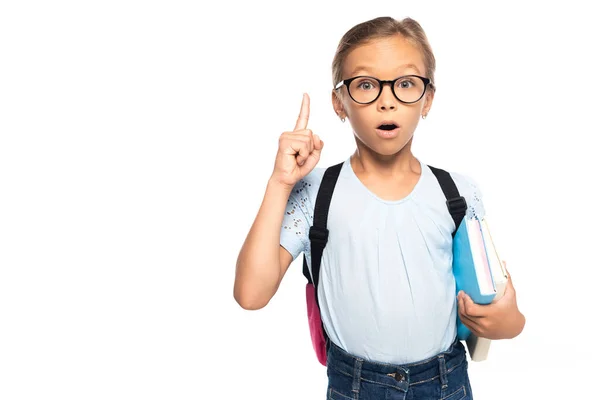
left=334, top=75, right=431, bottom=105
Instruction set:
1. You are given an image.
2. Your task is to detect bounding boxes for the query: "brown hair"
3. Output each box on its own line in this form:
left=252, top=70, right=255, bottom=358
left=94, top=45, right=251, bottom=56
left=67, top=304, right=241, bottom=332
left=332, top=16, right=436, bottom=92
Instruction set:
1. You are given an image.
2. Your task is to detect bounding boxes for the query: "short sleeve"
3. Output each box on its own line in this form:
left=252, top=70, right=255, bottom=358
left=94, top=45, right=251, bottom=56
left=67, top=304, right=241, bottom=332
left=450, top=172, right=486, bottom=220
left=279, top=172, right=321, bottom=261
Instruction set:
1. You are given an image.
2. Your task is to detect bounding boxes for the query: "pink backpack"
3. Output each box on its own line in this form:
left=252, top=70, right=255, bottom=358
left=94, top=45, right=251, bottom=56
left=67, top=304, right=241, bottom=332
left=302, top=162, right=467, bottom=366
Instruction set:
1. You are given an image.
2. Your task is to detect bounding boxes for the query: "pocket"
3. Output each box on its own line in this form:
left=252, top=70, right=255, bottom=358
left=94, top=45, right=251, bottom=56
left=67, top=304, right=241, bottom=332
left=441, top=385, right=466, bottom=400
left=328, top=387, right=355, bottom=400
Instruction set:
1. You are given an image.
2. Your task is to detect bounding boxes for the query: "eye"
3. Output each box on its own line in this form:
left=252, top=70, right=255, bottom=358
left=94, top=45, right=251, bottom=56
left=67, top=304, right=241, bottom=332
left=355, top=78, right=378, bottom=91
left=397, top=79, right=416, bottom=89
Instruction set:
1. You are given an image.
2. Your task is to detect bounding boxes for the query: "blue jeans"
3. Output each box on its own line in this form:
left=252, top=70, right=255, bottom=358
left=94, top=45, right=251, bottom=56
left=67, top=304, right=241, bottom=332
left=326, top=338, right=473, bottom=400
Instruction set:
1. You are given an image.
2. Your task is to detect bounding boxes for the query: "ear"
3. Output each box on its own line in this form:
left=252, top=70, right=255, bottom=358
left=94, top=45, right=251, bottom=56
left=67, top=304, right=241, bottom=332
left=331, top=89, right=346, bottom=120
left=421, top=88, right=435, bottom=117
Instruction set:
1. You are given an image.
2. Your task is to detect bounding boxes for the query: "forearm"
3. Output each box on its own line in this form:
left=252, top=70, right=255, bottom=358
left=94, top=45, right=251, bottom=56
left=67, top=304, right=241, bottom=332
left=234, top=177, right=293, bottom=309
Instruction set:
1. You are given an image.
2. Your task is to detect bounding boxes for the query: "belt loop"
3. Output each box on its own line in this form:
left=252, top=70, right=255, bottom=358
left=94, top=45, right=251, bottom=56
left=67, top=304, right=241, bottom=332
left=352, top=358, right=363, bottom=396
left=438, top=354, right=448, bottom=390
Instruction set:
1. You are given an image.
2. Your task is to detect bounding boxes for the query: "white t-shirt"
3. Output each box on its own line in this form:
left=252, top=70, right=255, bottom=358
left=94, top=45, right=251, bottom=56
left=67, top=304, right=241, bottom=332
left=279, top=156, right=486, bottom=364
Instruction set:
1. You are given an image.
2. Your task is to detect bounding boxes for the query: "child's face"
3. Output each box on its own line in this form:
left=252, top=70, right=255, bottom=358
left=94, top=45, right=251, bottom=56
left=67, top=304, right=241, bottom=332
left=332, top=34, right=434, bottom=156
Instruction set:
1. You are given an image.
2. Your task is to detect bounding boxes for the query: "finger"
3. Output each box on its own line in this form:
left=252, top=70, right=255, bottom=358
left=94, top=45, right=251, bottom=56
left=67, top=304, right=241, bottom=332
left=458, top=296, right=486, bottom=330
left=312, top=134, right=324, bottom=151
left=294, top=93, right=310, bottom=131
left=459, top=292, right=487, bottom=318
left=284, top=132, right=313, bottom=155
left=299, top=135, right=324, bottom=173
left=459, top=316, right=482, bottom=337
left=501, top=261, right=516, bottom=295
left=286, top=132, right=314, bottom=143
left=503, top=275, right=516, bottom=298
left=290, top=141, right=310, bottom=166
left=458, top=294, right=480, bottom=320
left=458, top=310, right=482, bottom=333
left=299, top=129, right=314, bottom=153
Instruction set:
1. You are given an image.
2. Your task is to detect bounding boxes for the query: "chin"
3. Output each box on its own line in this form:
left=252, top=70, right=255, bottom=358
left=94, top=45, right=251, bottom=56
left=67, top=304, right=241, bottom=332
left=371, top=137, right=413, bottom=156
left=367, top=143, right=407, bottom=157
left=354, top=131, right=414, bottom=156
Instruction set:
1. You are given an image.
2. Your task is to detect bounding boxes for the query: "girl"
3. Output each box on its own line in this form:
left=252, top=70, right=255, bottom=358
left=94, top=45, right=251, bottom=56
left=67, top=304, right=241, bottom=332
left=234, top=16, right=525, bottom=399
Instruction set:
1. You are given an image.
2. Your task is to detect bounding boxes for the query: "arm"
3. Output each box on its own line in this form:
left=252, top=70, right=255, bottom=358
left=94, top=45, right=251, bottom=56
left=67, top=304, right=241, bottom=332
left=233, top=93, right=323, bottom=310
left=452, top=174, right=525, bottom=339
left=233, top=179, right=295, bottom=310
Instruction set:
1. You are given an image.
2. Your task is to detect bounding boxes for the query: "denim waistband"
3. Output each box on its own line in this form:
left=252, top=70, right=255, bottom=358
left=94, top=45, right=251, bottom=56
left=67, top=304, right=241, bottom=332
left=326, top=338, right=466, bottom=392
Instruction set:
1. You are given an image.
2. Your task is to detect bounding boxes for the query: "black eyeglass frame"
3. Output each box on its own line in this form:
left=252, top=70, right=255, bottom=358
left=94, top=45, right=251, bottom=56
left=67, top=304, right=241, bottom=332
left=334, top=75, right=432, bottom=105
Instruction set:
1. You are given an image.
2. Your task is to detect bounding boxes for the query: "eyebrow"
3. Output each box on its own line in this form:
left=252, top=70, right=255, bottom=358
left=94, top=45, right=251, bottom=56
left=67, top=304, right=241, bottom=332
left=350, top=63, right=422, bottom=76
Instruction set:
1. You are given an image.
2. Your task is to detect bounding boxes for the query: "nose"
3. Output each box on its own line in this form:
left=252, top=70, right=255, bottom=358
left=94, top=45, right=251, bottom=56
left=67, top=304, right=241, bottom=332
left=378, top=83, right=396, bottom=110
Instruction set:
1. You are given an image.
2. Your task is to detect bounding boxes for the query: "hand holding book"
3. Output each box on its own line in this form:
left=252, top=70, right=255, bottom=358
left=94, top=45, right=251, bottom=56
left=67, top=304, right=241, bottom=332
left=457, top=263, right=526, bottom=340
left=452, top=215, right=526, bottom=361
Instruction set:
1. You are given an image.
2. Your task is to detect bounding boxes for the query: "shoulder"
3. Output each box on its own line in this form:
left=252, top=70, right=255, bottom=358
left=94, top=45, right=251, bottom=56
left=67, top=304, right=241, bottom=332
left=280, top=165, right=329, bottom=259
left=288, top=158, right=346, bottom=201
left=286, top=158, right=351, bottom=217
left=447, top=169, right=481, bottom=195
left=288, top=166, right=327, bottom=202
left=446, top=169, right=486, bottom=219
left=283, top=165, right=328, bottom=226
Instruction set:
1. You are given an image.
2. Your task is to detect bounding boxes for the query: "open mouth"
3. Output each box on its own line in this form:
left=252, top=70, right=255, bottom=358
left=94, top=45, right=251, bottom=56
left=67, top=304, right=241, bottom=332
left=377, top=124, right=398, bottom=131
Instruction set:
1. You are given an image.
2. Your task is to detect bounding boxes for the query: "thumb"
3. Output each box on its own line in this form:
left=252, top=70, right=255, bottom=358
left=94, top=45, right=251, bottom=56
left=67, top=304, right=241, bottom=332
left=313, top=134, right=324, bottom=151
left=502, top=260, right=515, bottom=293
left=503, top=260, right=511, bottom=280
left=299, top=135, right=323, bottom=173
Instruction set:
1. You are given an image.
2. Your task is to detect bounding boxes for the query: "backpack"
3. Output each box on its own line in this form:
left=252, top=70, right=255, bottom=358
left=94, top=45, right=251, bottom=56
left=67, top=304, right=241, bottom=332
left=302, top=161, right=468, bottom=366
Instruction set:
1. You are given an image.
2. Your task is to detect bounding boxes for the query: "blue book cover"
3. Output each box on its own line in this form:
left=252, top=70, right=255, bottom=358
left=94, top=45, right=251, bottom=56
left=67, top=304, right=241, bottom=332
left=452, top=217, right=496, bottom=340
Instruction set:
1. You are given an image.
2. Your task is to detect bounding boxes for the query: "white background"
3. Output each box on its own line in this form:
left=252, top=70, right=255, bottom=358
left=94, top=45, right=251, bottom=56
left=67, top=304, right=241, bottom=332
left=1, top=1, right=598, bottom=399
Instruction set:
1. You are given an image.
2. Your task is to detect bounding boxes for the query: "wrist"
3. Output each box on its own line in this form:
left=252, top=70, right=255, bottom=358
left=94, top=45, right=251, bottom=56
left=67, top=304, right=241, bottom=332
left=267, top=175, right=295, bottom=193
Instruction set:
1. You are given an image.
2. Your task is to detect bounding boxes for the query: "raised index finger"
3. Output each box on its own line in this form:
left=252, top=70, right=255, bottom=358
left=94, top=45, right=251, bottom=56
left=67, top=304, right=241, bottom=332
left=294, top=93, right=310, bottom=131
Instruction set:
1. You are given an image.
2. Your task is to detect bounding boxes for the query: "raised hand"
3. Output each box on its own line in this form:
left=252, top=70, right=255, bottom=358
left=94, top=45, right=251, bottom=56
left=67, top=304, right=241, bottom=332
left=271, top=93, right=324, bottom=188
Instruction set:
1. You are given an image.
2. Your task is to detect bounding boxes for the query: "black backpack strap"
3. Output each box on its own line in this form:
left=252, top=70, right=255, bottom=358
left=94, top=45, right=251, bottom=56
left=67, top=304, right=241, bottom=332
left=302, top=162, right=344, bottom=286
left=428, top=165, right=468, bottom=237
left=301, top=161, right=344, bottom=351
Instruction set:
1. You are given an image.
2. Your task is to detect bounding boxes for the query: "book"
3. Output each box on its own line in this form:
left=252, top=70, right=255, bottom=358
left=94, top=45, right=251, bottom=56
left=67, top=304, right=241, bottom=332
left=465, top=217, right=508, bottom=361
left=453, top=216, right=496, bottom=341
